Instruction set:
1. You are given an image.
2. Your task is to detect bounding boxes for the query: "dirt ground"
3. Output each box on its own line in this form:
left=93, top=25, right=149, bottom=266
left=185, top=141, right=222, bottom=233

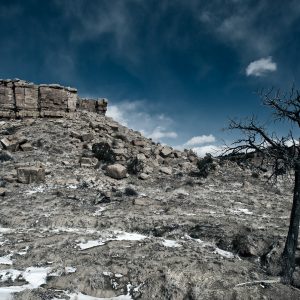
left=0, top=114, right=300, bottom=299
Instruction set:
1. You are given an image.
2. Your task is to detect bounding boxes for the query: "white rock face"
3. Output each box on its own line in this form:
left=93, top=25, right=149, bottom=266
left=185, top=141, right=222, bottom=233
left=106, top=164, right=127, bottom=179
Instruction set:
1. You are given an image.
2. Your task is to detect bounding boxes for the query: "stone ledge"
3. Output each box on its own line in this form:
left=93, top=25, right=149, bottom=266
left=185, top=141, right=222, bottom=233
left=0, top=79, right=108, bottom=118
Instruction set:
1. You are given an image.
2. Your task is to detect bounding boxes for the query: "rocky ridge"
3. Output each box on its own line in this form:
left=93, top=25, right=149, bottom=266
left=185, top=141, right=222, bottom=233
left=0, top=79, right=107, bottom=118
left=0, top=109, right=299, bottom=299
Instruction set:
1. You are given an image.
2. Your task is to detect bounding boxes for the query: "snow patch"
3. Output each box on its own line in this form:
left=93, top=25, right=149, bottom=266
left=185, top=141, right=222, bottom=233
left=53, top=283, right=134, bottom=300
left=93, top=207, right=107, bottom=216
left=186, top=235, right=237, bottom=259
left=113, top=232, right=146, bottom=241
left=65, top=266, right=77, bottom=274
left=17, top=246, right=29, bottom=256
left=78, top=240, right=106, bottom=250
left=231, top=208, right=253, bottom=215
left=0, top=267, right=51, bottom=300
left=162, top=240, right=182, bottom=248
left=77, top=232, right=147, bottom=250
left=214, top=248, right=235, bottom=259
left=0, top=254, right=13, bottom=265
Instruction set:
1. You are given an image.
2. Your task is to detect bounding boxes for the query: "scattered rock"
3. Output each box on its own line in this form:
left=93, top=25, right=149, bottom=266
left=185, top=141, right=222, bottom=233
left=20, top=142, right=33, bottom=151
left=132, top=140, right=146, bottom=147
left=0, top=187, right=6, bottom=196
left=133, top=197, right=153, bottom=206
left=139, top=173, right=149, bottom=180
left=80, top=133, right=94, bottom=142
left=17, top=165, right=45, bottom=184
left=106, top=164, right=127, bottom=179
left=0, top=135, right=27, bottom=152
left=80, top=157, right=98, bottom=168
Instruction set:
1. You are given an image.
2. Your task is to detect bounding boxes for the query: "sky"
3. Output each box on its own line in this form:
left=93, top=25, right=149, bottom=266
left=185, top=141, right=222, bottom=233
left=1, top=0, right=300, bottom=156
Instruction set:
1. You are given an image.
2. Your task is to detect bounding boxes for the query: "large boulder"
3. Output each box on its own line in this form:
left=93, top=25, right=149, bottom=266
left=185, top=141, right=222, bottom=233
left=17, top=165, right=45, bottom=184
left=160, top=147, right=173, bottom=158
left=106, top=164, right=127, bottom=179
left=160, top=166, right=172, bottom=175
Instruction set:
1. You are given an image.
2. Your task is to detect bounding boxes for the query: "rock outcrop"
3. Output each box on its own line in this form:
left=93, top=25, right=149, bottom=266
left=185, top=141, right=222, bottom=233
left=0, top=79, right=107, bottom=118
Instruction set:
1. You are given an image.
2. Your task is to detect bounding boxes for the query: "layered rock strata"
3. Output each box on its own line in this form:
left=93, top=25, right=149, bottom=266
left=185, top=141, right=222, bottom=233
left=0, top=79, right=107, bottom=118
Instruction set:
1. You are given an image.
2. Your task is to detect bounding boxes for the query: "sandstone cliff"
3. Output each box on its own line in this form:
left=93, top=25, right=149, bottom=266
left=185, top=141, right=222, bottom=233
left=0, top=79, right=107, bottom=118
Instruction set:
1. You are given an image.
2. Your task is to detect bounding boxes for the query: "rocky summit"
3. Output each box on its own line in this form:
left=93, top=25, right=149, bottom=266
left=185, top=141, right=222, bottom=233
left=0, top=81, right=300, bottom=300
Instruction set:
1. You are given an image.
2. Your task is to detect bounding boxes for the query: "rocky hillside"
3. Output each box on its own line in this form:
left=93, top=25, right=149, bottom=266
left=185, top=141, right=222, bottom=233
left=0, top=111, right=300, bottom=299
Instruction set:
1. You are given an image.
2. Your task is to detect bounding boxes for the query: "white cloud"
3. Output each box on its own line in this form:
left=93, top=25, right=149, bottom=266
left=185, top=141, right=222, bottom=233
left=148, top=127, right=178, bottom=140
left=106, top=100, right=178, bottom=142
left=174, top=134, right=221, bottom=157
left=185, top=134, right=215, bottom=146
left=192, top=145, right=223, bottom=157
left=106, top=104, right=128, bottom=126
left=246, top=57, right=277, bottom=77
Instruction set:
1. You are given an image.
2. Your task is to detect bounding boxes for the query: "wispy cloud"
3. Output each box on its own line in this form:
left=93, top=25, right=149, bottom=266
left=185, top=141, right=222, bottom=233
left=106, top=100, right=178, bottom=142
left=194, top=1, right=300, bottom=60
left=55, top=0, right=142, bottom=65
left=246, top=57, right=277, bottom=77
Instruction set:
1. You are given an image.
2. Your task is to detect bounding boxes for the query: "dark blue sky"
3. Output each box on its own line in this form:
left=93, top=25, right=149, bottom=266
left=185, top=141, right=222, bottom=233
left=1, top=0, right=300, bottom=154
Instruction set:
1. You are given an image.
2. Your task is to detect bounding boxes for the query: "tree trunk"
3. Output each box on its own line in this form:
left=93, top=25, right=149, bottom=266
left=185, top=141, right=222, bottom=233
left=282, top=161, right=300, bottom=284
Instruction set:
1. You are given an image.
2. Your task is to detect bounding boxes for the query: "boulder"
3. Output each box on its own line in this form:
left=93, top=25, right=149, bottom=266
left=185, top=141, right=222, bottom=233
left=139, top=173, right=149, bottom=180
left=136, top=153, right=146, bottom=161
left=160, top=147, right=173, bottom=158
left=80, top=133, right=94, bottom=142
left=112, top=148, right=127, bottom=155
left=17, top=165, right=45, bottom=184
left=80, top=157, right=98, bottom=168
left=1, top=135, right=27, bottom=152
left=160, top=166, right=172, bottom=175
left=20, top=142, right=33, bottom=151
left=132, top=140, right=146, bottom=147
left=70, top=131, right=81, bottom=139
left=106, top=164, right=127, bottom=179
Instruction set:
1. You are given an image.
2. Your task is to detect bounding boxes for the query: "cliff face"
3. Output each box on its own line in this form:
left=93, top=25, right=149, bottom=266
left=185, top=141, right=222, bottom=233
left=0, top=79, right=107, bottom=118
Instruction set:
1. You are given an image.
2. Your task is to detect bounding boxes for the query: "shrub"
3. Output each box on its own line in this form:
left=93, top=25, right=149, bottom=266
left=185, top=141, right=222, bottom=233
left=196, top=153, right=216, bottom=178
left=124, top=187, right=138, bottom=196
left=0, top=151, right=13, bottom=162
left=92, top=142, right=115, bottom=163
left=127, top=157, right=144, bottom=175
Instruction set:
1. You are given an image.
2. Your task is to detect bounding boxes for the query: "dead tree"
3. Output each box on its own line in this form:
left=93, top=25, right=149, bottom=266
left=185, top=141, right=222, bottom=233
left=225, top=87, right=300, bottom=284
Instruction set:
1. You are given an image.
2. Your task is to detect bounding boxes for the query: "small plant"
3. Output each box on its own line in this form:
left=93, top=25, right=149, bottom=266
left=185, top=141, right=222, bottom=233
left=0, top=151, right=13, bottom=162
left=92, top=142, right=115, bottom=163
left=127, top=157, right=144, bottom=175
left=196, top=153, right=216, bottom=178
left=124, top=187, right=138, bottom=196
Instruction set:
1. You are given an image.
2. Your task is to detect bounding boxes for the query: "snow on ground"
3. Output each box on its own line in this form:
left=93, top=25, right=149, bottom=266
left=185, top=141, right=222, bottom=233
left=162, top=239, right=182, bottom=247
left=55, top=291, right=132, bottom=300
left=0, top=254, right=13, bottom=265
left=230, top=208, right=253, bottom=215
left=0, top=267, right=51, bottom=300
left=77, top=232, right=147, bottom=250
left=214, top=248, right=235, bottom=259
left=78, top=240, right=106, bottom=250
left=51, top=283, right=136, bottom=300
